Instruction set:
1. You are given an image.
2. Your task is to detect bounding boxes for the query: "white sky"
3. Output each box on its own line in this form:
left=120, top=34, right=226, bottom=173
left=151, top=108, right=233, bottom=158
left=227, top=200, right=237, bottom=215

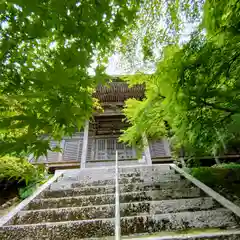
left=105, top=21, right=198, bottom=76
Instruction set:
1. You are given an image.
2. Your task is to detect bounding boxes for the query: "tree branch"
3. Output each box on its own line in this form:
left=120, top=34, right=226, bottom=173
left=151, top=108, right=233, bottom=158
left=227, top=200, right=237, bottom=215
left=200, top=100, right=239, bottom=114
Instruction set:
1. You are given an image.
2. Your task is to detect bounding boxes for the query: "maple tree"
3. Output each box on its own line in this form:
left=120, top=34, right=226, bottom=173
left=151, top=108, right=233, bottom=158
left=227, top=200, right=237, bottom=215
left=0, top=0, right=141, bottom=157
left=1, top=0, right=235, bottom=159
left=120, top=0, right=240, bottom=158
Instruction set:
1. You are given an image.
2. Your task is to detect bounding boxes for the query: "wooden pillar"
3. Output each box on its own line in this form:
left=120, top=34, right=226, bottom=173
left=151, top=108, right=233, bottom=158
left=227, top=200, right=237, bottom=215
left=214, top=156, right=221, bottom=165
left=163, top=138, right=171, bottom=156
left=28, top=153, right=34, bottom=163
left=81, top=120, right=89, bottom=168
left=76, top=139, right=81, bottom=162
left=179, top=146, right=186, bottom=168
left=58, top=140, right=65, bottom=161
left=142, top=133, right=152, bottom=165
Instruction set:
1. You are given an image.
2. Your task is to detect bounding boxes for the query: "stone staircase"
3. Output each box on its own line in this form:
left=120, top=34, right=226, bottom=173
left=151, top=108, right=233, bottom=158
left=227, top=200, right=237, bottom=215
left=1, top=164, right=240, bottom=239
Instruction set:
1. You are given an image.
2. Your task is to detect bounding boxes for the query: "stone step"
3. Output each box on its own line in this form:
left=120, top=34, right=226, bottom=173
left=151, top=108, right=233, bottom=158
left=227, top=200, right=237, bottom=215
left=128, top=230, right=240, bottom=240
left=61, top=165, right=172, bottom=178
left=85, top=160, right=145, bottom=168
left=27, top=188, right=202, bottom=210
left=44, top=180, right=192, bottom=198
left=1, top=209, right=238, bottom=239
left=59, top=166, right=175, bottom=181
left=50, top=174, right=181, bottom=190
left=61, top=171, right=178, bottom=183
left=118, top=164, right=171, bottom=173
left=51, top=174, right=181, bottom=190
left=67, top=169, right=175, bottom=179
left=9, top=197, right=219, bottom=225
left=50, top=167, right=179, bottom=190
left=69, top=175, right=180, bottom=188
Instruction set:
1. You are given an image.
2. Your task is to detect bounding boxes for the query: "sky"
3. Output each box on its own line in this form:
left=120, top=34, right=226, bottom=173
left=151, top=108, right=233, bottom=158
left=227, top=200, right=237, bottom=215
left=105, top=21, right=198, bottom=76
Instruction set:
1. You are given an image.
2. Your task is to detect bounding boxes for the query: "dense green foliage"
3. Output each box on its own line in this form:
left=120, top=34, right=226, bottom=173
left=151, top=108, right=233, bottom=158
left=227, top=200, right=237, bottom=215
left=18, top=174, right=50, bottom=200
left=120, top=0, right=240, bottom=158
left=191, top=164, right=240, bottom=187
left=0, top=156, right=48, bottom=199
left=0, top=0, right=200, bottom=157
left=0, top=0, right=204, bottom=157
left=117, top=0, right=203, bottom=72
left=1, top=0, right=239, bottom=159
left=212, top=163, right=240, bottom=169
left=0, top=0, right=141, bottom=157
left=0, top=156, right=45, bottom=184
left=190, top=164, right=240, bottom=205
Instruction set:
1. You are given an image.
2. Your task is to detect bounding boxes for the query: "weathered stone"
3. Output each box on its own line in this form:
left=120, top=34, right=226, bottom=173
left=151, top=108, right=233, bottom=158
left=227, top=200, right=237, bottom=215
left=86, top=160, right=143, bottom=168
left=60, top=165, right=172, bottom=179
left=9, top=197, right=220, bottom=225
left=59, top=165, right=170, bottom=178
left=28, top=187, right=202, bottom=210
left=43, top=180, right=192, bottom=198
left=121, top=197, right=220, bottom=216
left=69, top=174, right=180, bottom=188
left=119, top=209, right=239, bottom=235
left=60, top=167, right=176, bottom=182
left=1, top=165, right=240, bottom=239
left=49, top=166, right=177, bottom=190
left=27, top=194, right=115, bottom=210
left=129, top=230, right=240, bottom=240
left=1, top=209, right=239, bottom=239
left=9, top=205, right=115, bottom=225
left=0, top=219, right=115, bottom=239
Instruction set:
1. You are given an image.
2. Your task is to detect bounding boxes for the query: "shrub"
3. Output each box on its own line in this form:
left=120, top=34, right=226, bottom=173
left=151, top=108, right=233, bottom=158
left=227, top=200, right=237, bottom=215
left=18, top=176, right=49, bottom=200
left=212, top=162, right=240, bottom=169
left=0, top=156, right=45, bottom=184
left=0, top=156, right=49, bottom=199
left=191, top=167, right=217, bottom=186
left=190, top=166, right=240, bottom=187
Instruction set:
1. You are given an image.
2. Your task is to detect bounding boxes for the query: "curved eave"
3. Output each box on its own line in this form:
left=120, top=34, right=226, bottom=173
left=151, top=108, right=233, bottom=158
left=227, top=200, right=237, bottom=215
left=94, top=82, right=145, bottom=103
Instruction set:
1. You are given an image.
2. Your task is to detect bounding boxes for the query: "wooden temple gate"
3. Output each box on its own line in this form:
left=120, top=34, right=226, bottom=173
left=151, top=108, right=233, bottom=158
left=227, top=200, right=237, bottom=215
left=30, top=81, right=171, bottom=169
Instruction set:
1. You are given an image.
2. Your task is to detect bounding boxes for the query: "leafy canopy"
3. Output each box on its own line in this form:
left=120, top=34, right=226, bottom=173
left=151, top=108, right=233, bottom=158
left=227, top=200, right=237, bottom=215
left=2, top=0, right=239, bottom=159
left=0, top=0, right=140, bottom=157
left=120, top=0, right=240, bottom=157
left=115, top=0, right=203, bottom=73
left=0, top=0, right=205, bottom=157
